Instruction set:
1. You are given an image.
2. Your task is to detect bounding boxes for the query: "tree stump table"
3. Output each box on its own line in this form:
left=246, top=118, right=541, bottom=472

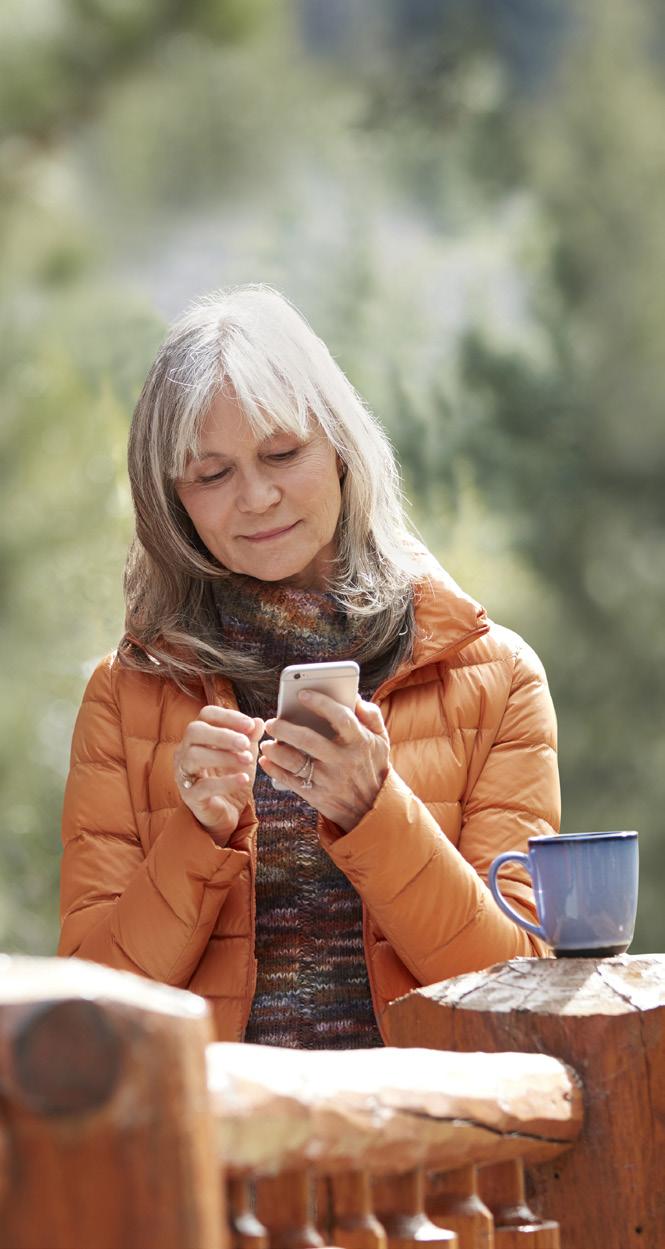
left=385, top=953, right=665, bottom=1249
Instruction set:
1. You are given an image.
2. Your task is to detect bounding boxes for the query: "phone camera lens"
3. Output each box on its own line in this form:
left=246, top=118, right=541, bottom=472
left=294, top=673, right=301, bottom=680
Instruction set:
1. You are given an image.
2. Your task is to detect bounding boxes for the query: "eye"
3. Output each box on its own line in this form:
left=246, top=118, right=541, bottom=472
left=268, top=448, right=299, bottom=462
left=197, top=467, right=230, bottom=485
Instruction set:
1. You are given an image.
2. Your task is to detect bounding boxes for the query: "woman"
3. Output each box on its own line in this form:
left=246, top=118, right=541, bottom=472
left=59, top=284, right=560, bottom=1047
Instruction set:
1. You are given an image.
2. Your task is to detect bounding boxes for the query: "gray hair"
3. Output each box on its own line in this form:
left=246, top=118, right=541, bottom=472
left=123, top=284, right=423, bottom=696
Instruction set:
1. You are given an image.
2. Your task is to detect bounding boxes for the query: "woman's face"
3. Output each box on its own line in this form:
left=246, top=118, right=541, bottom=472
left=175, top=391, right=343, bottom=589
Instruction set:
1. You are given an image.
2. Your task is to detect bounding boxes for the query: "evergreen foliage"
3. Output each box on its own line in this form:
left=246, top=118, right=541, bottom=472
left=1, top=0, right=663, bottom=953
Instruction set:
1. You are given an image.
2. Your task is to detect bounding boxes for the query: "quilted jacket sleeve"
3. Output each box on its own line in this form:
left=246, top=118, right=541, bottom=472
left=58, top=658, right=251, bottom=987
left=319, top=640, right=560, bottom=984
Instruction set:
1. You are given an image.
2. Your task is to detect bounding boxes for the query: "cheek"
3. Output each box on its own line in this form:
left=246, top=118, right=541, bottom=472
left=303, top=462, right=342, bottom=521
left=325, top=479, right=343, bottom=529
left=181, top=495, right=231, bottom=555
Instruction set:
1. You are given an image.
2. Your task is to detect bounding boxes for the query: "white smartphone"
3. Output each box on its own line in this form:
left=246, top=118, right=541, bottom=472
left=276, top=660, right=360, bottom=740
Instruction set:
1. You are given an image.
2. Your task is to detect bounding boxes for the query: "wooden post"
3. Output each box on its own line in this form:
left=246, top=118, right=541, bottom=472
left=372, top=1168, right=458, bottom=1249
left=386, top=953, right=665, bottom=1249
left=427, top=1166, right=494, bottom=1248
left=330, top=1171, right=387, bottom=1249
left=0, top=955, right=224, bottom=1249
left=479, top=1162, right=559, bottom=1247
left=255, top=1168, right=324, bottom=1249
left=227, top=1178, right=269, bottom=1249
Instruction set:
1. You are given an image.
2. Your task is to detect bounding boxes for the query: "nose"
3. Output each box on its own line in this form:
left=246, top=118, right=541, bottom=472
left=235, top=466, right=282, bottom=514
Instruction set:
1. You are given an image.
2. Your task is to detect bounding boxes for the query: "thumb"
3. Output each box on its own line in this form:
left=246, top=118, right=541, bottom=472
left=355, top=697, right=388, bottom=739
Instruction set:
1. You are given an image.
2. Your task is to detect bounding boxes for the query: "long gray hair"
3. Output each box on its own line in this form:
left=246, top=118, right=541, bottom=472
left=122, top=284, right=424, bottom=698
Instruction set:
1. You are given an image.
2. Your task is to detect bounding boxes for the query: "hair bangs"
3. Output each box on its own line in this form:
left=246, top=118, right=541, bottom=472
left=219, top=337, right=318, bottom=443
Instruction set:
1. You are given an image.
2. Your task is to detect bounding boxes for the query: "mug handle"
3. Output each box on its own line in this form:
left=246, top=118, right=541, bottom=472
left=488, top=852, right=547, bottom=942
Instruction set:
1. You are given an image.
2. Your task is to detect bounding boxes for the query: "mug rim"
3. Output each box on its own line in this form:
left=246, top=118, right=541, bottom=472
left=529, top=830, right=638, bottom=846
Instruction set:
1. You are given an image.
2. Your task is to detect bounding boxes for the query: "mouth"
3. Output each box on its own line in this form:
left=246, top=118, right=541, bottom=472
left=241, top=521, right=299, bottom=543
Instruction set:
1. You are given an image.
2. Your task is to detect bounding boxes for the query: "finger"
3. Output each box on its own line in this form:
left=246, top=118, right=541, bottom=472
left=198, top=705, right=256, bottom=733
left=182, top=722, right=253, bottom=753
left=259, top=740, right=308, bottom=772
left=297, top=689, right=360, bottom=741
left=263, top=717, right=330, bottom=760
left=204, top=792, right=249, bottom=819
left=179, top=744, right=254, bottom=774
left=257, top=754, right=311, bottom=793
left=248, top=717, right=266, bottom=742
left=184, top=771, right=252, bottom=797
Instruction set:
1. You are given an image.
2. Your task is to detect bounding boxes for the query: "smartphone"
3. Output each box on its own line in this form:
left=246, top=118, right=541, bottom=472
left=276, top=660, right=360, bottom=740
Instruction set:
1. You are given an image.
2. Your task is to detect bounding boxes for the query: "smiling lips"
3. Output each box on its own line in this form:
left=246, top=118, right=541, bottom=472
left=241, top=521, right=299, bottom=542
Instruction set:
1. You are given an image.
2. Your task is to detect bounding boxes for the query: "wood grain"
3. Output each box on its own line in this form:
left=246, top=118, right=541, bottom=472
left=255, top=1169, right=324, bottom=1249
left=207, top=1042, right=582, bottom=1177
left=386, top=953, right=665, bottom=1249
left=372, top=1168, right=458, bottom=1249
left=0, top=955, right=224, bottom=1249
left=427, top=1166, right=493, bottom=1249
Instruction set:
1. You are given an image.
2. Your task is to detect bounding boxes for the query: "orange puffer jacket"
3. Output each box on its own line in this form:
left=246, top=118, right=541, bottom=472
left=59, top=560, right=560, bottom=1041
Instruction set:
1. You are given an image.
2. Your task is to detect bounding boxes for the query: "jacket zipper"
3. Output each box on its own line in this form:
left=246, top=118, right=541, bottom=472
left=362, top=619, right=490, bottom=1040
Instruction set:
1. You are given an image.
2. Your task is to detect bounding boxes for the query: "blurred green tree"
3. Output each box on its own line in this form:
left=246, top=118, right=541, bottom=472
left=400, top=1, right=665, bottom=948
left=0, top=0, right=277, bottom=951
left=2, top=0, right=664, bottom=959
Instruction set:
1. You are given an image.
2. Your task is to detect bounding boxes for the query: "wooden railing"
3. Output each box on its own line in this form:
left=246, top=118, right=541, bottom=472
left=0, top=952, right=662, bottom=1248
left=209, top=1041, right=580, bottom=1248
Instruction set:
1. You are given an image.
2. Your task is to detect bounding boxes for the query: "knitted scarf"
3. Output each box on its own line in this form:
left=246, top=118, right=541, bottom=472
left=213, top=574, right=383, bottom=1049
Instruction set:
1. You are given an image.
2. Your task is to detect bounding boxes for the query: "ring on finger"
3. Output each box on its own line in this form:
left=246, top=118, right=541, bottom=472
left=178, top=764, right=199, bottom=790
left=295, top=754, right=315, bottom=789
left=293, top=753, right=312, bottom=779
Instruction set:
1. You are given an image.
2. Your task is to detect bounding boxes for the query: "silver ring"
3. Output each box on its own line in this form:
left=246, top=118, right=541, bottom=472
left=293, top=753, right=312, bottom=778
left=295, top=755, right=315, bottom=789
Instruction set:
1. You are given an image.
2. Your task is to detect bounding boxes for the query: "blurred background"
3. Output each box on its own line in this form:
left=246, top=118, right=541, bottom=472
left=2, top=0, right=664, bottom=955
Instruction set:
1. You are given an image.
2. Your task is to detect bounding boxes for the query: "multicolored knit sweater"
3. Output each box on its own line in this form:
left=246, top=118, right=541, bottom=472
left=213, top=574, right=383, bottom=1049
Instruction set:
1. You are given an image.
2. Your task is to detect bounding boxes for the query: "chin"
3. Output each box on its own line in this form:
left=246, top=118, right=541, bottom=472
left=236, top=556, right=314, bottom=584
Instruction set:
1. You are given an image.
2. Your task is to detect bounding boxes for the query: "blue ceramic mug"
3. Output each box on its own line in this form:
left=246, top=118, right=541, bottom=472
left=488, top=831, right=639, bottom=957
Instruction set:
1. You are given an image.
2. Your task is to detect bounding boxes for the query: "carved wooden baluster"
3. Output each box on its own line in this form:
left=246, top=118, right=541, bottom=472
left=479, top=1162, right=559, bottom=1248
left=372, top=1168, right=458, bottom=1249
left=255, top=1168, right=325, bottom=1249
left=427, top=1166, right=494, bottom=1249
left=316, top=1176, right=333, bottom=1242
left=0, top=1114, right=8, bottom=1216
left=227, top=1177, right=269, bottom=1249
left=330, top=1170, right=387, bottom=1249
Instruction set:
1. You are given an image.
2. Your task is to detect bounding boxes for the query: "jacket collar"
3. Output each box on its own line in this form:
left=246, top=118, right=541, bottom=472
left=367, top=554, right=489, bottom=704
left=410, top=553, right=489, bottom=670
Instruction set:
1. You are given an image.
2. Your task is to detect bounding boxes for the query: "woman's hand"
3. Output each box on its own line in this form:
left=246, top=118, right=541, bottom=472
left=258, top=692, right=390, bottom=832
left=174, top=706, right=265, bottom=846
